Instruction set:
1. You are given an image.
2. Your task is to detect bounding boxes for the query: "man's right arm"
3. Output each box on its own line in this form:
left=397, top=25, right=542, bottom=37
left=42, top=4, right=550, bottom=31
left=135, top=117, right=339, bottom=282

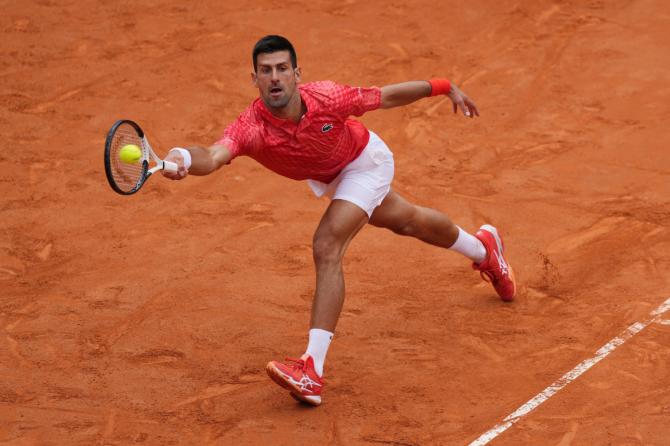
left=162, top=143, right=233, bottom=180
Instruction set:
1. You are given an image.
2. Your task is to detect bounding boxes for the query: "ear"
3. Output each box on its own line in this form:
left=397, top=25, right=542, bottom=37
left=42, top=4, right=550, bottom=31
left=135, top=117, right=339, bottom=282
left=251, top=71, right=258, bottom=87
left=294, top=66, right=302, bottom=83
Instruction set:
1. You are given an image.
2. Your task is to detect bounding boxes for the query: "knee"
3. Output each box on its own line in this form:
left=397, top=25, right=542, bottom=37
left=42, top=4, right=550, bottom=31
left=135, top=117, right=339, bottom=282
left=391, top=207, right=421, bottom=237
left=312, top=234, right=343, bottom=266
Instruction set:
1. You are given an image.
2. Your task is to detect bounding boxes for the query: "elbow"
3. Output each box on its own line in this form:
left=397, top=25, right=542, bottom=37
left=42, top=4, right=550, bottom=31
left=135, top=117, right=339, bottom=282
left=379, top=88, right=396, bottom=109
left=379, top=96, right=396, bottom=109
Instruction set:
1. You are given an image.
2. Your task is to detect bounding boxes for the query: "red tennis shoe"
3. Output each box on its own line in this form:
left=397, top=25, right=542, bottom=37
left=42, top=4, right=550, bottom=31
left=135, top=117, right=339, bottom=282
left=473, top=224, right=516, bottom=301
left=266, top=354, right=323, bottom=406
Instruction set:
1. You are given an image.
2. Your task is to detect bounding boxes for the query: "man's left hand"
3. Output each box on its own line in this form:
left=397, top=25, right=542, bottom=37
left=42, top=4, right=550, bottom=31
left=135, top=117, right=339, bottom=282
left=448, top=84, right=479, bottom=118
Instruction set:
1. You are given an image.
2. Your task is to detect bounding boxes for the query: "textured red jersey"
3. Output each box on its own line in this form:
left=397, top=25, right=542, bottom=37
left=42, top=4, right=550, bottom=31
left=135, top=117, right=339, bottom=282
left=216, top=81, right=382, bottom=183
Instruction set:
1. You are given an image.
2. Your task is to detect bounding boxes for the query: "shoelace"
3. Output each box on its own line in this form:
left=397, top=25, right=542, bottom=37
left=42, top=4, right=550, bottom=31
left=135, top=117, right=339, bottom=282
left=282, top=357, right=324, bottom=388
left=284, top=357, right=307, bottom=371
left=479, top=270, right=497, bottom=284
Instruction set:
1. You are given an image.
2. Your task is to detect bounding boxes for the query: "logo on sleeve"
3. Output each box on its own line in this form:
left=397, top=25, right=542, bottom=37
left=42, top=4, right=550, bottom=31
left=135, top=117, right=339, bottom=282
left=321, top=123, right=333, bottom=133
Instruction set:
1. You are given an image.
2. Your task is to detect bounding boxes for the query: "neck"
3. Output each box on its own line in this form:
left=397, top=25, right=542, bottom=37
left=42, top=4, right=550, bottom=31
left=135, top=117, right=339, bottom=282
left=266, top=90, right=305, bottom=123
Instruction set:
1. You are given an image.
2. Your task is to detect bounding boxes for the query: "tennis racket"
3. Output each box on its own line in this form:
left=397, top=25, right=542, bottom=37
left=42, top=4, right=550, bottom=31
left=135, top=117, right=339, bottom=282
left=104, top=119, right=178, bottom=195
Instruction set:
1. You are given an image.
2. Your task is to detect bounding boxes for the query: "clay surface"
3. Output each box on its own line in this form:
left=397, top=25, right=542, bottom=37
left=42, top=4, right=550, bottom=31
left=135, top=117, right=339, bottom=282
left=1, top=1, right=669, bottom=444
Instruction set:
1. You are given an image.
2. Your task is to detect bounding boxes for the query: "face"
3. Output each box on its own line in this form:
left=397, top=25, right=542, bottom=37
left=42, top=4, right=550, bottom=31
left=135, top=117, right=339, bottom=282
left=252, top=50, right=301, bottom=110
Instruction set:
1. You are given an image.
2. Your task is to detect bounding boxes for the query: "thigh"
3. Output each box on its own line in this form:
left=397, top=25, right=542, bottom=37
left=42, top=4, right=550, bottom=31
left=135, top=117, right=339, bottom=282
left=368, top=190, right=415, bottom=231
left=319, top=132, right=395, bottom=218
left=314, top=199, right=369, bottom=248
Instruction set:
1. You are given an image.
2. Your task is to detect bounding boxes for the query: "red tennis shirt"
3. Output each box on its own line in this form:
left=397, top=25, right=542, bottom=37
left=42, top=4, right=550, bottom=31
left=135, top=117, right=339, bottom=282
left=216, top=81, right=382, bottom=183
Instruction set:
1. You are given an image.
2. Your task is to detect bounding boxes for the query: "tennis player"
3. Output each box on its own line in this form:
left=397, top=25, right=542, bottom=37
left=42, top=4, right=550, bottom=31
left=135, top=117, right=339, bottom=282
left=163, top=35, right=516, bottom=406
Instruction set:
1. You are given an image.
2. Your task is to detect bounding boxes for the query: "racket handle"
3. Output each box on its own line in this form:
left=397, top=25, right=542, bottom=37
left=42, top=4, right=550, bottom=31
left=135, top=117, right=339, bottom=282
left=163, top=160, right=178, bottom=173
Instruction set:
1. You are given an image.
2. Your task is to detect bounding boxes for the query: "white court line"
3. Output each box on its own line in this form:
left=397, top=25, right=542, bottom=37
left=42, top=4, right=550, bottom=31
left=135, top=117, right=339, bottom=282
left=469, top=296, right=670, bottom=446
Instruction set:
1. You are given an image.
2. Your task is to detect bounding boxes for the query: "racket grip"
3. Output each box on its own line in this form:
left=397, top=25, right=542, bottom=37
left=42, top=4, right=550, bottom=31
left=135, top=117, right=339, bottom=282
left=163, top=160, right=178, bottom=173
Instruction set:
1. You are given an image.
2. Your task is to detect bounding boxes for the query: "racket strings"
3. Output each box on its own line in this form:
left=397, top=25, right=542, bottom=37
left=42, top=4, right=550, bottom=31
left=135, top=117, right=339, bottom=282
left=109, top=124, right=146, bottom=192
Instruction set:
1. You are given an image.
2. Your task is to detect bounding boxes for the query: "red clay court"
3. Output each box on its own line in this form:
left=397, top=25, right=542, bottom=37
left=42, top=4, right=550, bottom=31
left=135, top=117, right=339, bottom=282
left=1, top=1, right=669, bottom=444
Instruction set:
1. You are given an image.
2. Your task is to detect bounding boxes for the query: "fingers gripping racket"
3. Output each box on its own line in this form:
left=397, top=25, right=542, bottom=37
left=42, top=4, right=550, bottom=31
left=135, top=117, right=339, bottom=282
left=104, top=119, right=178, bottom=195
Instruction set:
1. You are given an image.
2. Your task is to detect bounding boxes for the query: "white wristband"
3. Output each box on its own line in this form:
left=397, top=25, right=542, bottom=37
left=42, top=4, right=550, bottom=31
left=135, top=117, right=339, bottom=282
left=169, top=147, right=192, bottom=171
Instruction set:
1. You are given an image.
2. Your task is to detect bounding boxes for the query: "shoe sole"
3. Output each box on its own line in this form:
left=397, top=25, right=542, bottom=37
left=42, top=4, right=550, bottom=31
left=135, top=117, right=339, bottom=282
left=502, top=265, right=517, bottom=302
left=289, top=391, right=321, bottom=405
left=265, top=362, right=322, bottom=406
left=480, top=224, right=516, bottom=301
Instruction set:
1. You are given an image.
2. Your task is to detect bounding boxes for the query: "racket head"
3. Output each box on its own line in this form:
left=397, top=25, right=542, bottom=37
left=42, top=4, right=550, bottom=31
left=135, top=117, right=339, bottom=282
left=104, top=120, right=150, bottom=195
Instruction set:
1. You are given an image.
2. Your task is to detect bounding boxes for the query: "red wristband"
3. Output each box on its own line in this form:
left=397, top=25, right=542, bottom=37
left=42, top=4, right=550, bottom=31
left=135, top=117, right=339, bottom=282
left=428, top=78, right=451, bottom=96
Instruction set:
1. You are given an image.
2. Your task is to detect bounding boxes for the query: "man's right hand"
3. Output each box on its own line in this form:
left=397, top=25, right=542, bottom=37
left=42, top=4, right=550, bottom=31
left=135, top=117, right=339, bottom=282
left=160, top=144, right=232, bottom=178
left=162, top=150, right=189, bottom=180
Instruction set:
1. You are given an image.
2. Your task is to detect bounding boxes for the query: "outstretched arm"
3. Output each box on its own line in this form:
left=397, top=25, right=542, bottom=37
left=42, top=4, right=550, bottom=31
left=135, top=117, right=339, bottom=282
left=380, top=79, right=479, bottom=118
left=161, top=143, right=233, bottom=180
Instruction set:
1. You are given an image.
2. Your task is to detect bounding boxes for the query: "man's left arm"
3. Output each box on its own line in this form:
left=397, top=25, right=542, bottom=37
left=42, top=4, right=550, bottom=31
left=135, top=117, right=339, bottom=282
left=379, top=80, right=479, bottom=118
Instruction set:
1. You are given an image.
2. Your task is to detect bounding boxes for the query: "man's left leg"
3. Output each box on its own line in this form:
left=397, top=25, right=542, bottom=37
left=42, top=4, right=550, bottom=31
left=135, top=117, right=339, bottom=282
left=369, top=190, right=516, bottom=300
left=369, top=190, right=483, bottom=256
left=266, top=199, right=368, bottom=406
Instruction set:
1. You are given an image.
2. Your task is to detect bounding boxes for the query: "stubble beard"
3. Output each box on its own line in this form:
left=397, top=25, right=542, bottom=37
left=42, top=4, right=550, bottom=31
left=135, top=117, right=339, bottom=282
left=262, top=82, right=297, bottom=111
left=264, top=94, right=291, bottom=110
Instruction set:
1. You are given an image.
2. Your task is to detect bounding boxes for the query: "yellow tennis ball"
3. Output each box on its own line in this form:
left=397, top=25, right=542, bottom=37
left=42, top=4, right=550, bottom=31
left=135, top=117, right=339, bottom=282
left=119, top=144, right=142, bottom=164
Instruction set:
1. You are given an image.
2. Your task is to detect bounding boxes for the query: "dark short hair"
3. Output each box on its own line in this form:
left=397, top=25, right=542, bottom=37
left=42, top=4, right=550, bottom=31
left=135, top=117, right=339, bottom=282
left=252, top=35, right=297, bottom=72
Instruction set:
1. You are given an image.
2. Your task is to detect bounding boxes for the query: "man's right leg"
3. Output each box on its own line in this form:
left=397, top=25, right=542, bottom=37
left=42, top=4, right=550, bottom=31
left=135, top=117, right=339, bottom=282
left=266, top=199, right=369, bottom=406
left=369, top=190, right=516, bottom=300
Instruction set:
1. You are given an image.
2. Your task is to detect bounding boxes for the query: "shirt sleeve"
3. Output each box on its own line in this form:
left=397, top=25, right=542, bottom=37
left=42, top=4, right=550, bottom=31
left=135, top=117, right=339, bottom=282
left=214, top=107, right=256, bottom=158
left=327, top=81, right=382, bottom=117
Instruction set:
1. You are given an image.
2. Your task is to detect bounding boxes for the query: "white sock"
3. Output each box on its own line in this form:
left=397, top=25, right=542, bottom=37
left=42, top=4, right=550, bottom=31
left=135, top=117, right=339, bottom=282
left=450, top=226, right=487, bottom=263
left=305, top=328, right=333, bottom=377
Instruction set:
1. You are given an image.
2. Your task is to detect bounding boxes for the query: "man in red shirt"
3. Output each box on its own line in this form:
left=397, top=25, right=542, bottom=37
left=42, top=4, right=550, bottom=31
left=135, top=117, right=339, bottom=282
left=163, top=35, right=516, bottom=406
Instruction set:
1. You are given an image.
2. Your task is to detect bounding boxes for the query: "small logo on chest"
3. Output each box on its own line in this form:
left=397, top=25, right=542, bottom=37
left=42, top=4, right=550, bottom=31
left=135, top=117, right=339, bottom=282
left=321, top=123, right=333, bottom=133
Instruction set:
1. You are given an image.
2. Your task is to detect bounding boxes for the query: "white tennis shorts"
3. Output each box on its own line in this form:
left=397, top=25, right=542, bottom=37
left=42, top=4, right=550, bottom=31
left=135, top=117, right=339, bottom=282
left=307, top=131, right=395, bottom=217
